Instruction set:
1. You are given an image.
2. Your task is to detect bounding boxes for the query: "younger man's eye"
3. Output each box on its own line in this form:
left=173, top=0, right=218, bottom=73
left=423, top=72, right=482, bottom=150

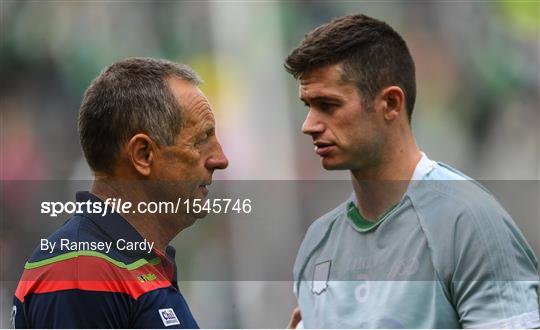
left=320, top=102, right=335, bottom=111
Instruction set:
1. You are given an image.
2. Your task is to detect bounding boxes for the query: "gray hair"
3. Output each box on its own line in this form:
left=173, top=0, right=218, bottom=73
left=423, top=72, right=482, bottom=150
left=78, top=57, right=202, bottom=173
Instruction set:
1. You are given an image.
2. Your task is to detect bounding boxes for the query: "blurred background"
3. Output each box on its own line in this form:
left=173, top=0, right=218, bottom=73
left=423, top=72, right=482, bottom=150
left=1, top=0, right=539, bottom=328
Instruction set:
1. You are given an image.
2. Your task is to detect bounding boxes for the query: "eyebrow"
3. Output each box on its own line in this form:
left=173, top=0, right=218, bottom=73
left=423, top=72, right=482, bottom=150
left=202, top=122, right=215, bottom=133
left=300, top=95, right=343, bottom=104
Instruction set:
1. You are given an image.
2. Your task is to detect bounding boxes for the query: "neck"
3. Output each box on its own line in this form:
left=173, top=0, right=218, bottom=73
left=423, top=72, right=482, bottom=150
left=90, top=179, right=191, bottom=252
left=350, top=133, right=421, bottom=221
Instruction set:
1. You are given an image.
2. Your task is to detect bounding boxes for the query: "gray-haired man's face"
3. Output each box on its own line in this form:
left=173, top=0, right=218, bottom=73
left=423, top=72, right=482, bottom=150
left=151, top=78, right=229, bottom=218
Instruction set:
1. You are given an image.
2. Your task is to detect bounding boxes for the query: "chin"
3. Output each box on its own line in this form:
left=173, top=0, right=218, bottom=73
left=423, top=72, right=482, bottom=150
left=321, top=158, right=347, bottom=170
left=193, top=209, right=209, bottom=219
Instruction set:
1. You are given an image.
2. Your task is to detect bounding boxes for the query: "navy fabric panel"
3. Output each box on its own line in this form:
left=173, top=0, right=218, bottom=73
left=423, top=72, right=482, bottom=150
left=14, top=290, right=133, bottom=328
left=133, top=287, right=199, bottom=328
left=14, top=288, right=199, bottom=328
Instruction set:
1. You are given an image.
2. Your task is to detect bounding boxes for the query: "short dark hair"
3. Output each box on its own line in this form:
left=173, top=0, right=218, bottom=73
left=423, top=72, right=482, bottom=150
left=285, top=14, right=416, bottom=121
left=78, top=57, right=201, bottom=173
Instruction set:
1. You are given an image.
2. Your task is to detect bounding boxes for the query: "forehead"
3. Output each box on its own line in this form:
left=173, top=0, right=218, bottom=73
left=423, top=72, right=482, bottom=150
left=167, top=77, right=214, bottom=126
left=299, top=64, right=357, bottom=100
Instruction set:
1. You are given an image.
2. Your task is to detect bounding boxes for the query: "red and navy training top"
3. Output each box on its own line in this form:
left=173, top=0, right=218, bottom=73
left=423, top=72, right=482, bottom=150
left=13, top=191, right=199, bottom=328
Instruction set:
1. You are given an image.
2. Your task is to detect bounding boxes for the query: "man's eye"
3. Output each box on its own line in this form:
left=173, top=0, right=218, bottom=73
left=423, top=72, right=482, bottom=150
left=196, top=129, right=214, bottom=146
left=319, top=102, right=336, bottom=111
left=194, top=134, right=207, bottom=147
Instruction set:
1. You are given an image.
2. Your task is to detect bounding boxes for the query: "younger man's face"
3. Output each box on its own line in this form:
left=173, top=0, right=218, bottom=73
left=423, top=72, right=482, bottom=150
left=299, top=63, right=386, bottom=171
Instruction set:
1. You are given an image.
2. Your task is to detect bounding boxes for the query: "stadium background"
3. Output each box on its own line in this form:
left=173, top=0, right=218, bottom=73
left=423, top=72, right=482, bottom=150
left=1, top=1, right=538, bottom=328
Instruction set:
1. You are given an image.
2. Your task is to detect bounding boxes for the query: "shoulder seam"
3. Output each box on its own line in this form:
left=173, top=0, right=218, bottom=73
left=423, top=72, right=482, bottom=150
left=409, top=185, right=505, bottom=303
left=408, top=195, right=454, bottom=304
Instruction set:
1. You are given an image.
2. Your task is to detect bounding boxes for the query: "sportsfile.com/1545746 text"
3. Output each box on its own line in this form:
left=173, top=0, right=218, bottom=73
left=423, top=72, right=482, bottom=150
left=40, top=198, right=252, bottom=217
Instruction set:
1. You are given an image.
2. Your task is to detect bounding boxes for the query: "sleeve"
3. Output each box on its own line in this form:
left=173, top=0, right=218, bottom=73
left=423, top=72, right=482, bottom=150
left=450, top=203, right=539, bottom=329
left=12, top=297, right=27, bottom=329
left=13, top=290, right=133, bottom=328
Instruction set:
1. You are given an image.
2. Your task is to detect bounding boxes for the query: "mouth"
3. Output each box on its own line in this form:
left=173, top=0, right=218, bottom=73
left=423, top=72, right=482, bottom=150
left=199, top=181, right=211, bottom=195
left=313, top=141, right=336, bottom=157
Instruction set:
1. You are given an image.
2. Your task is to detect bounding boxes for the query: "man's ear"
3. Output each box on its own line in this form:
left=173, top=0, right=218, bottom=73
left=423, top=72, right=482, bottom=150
left=378, top=86, right=405, bottom=121
left=126, top=133, right=155, bottom=177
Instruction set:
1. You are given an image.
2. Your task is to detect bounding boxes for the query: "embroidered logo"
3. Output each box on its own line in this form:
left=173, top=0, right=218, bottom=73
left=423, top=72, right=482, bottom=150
left=158, top=308, right=181, bottom=327
left=312, top=260, right=331, bottom=294
left=138, top=273, right=157, bottom=282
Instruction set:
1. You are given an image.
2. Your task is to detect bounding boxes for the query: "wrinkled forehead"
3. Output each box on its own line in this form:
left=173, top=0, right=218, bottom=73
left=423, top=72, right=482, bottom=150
left=182, top=90, right=215, bottom=126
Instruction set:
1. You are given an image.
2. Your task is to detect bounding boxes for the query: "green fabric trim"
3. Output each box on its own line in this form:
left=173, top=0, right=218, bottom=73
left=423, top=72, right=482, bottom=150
left=24, top=250, right=161, bottom=271
left=347, top=202, right=398, bottom=231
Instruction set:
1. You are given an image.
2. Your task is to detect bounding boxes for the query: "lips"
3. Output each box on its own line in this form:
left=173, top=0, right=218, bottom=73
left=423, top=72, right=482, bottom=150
left=199, top=181, right=211, bottom=195
left=314, top=141, right=336, bottom=157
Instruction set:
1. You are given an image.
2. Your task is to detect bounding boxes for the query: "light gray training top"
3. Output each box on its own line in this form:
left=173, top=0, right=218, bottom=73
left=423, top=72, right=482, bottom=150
left=294, top=153, right=539, bottom=328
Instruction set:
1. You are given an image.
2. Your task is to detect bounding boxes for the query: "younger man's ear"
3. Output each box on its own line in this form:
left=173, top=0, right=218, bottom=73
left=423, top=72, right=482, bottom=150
left=126, top=133, right=155, bottom=177
left=379, top=86, right=404, bottom=121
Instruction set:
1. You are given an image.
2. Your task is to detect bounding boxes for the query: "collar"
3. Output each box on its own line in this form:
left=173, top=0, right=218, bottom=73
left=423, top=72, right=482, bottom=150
left=346, top=152, right=435, bottom=230
left=75, top=191, right=176, bottom=261
left=348, top=151, right=436, bottom=207
left=410, top=152, right=436, bottom=181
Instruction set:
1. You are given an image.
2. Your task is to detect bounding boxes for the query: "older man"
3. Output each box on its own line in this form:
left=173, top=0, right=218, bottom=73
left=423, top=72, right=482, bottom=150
left=285, top=14, right=539, bottom=329
left=13, top=58, right=228, bottom=328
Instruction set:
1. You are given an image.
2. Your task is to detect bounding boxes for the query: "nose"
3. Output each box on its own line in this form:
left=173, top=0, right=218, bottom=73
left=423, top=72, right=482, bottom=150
left=302, top=110, right=325, bottom=135
left=206, top=141, right=229, bottom=171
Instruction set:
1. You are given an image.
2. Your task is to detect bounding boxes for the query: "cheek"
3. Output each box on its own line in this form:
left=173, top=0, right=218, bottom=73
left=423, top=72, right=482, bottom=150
left=337, top=116, right=379, bottom=149
left=162, top=148, right=200, bottom=179
left=332, top=116, right=360, bottom=143
left=178, top=147, right=200, bottom=165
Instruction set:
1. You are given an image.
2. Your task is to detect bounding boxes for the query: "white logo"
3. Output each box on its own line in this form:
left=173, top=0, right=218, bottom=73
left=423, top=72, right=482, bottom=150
left=312, top=260, right=331, bottom=294
left=354, top=274, right=371, bottom=303
left=158, top=308, right=181, bottom=327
